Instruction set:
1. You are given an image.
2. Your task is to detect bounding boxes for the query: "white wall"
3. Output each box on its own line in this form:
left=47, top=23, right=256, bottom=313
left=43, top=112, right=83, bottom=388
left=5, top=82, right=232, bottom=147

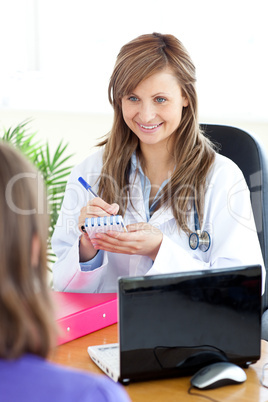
left=1, top=0, right=267, bottom=165
left=0, top=110, right=112, bottom=166
left=1, top=0, right=268, bottom=121
left=1, top=110, right=268, bottom=168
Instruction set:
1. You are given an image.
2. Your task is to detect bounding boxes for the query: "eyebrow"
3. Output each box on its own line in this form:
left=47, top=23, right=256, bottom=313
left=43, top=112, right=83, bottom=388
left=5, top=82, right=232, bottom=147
left=127, top=92, right=171, bottom=97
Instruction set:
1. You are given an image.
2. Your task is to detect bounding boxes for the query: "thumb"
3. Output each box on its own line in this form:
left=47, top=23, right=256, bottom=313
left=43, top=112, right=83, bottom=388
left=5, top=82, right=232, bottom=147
left=108, top=203, right=120, bottom=215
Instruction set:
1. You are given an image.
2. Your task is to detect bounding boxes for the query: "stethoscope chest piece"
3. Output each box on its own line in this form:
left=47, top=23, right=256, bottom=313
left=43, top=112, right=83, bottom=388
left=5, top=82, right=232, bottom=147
left=189, top=232, right=199, bottom=250
left=189, top=230, right=211, bottom=252
left=189, top=203, right=211, bottom=252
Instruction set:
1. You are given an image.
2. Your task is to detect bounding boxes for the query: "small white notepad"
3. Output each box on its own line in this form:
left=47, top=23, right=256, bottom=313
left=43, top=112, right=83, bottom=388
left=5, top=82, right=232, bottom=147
left=84, top=215, right=127, bottom=239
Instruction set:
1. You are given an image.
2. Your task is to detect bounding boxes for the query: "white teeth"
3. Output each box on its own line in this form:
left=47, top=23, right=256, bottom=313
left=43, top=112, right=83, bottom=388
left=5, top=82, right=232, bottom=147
left=140, top=124, right=159, bottom=129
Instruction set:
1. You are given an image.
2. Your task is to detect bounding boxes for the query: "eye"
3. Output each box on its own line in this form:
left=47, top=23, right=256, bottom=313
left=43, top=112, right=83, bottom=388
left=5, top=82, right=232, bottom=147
left=128, top=96, right=139, bottom=102
left=155, top=97, right=166, bottom=104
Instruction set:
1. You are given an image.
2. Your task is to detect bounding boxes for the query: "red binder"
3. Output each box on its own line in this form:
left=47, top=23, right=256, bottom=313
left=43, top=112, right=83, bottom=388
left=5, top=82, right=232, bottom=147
left=52, top=291, right=118, bottom=345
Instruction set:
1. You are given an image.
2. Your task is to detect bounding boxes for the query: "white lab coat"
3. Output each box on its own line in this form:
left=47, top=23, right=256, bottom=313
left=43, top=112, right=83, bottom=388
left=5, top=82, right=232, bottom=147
left=52, top=148, right=265, bottom=294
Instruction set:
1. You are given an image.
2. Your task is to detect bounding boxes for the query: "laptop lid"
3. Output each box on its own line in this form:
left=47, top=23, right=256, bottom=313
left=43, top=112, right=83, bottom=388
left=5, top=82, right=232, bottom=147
left=118, top=265, right=262, bottom=383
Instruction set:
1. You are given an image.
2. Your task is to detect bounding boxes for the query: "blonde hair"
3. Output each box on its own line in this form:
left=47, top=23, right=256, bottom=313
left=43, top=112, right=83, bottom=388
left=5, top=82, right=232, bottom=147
left=98, top=33, right=215, bottom=232
left=0, top=142, right=57, bottom=359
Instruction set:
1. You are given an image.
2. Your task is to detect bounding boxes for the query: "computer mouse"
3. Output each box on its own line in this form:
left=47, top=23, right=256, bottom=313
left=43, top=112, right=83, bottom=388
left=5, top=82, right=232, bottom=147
left=190, top=362, right=247, bottom=390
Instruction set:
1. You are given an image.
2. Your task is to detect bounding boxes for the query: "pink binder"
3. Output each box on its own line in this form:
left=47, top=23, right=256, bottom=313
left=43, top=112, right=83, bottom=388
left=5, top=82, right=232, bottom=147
left=52, top=291, right=118, bottom=345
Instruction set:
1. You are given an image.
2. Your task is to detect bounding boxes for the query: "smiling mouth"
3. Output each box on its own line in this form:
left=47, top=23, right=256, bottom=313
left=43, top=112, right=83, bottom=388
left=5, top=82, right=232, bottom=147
left=139, top=123, right=163, bottom=130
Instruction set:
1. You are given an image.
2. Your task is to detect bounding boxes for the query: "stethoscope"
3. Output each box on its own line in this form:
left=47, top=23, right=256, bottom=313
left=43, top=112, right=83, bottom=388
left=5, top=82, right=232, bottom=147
left=189, top=203, right=211, bottom=252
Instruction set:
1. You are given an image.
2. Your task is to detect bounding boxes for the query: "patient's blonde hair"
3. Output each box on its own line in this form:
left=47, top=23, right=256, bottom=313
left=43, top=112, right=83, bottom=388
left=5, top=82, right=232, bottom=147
left=0, top=142, right=57, bottom=359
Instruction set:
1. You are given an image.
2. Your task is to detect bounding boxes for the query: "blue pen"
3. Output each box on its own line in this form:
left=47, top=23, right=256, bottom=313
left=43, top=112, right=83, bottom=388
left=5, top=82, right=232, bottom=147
left=78, top=177, right=99, bottom=233
left=78, top=177, right=99, bottom=198
left=78, top=176, right=127, bottom=233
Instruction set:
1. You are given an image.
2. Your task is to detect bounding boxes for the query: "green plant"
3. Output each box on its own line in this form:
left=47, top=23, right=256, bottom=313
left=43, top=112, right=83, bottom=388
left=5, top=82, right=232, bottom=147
left=1, top=120, right=74, bottom=268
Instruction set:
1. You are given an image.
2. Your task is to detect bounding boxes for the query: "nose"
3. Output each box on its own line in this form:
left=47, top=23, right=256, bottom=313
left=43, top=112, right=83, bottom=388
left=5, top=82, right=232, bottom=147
left=138, top=101, right=156, bottom=123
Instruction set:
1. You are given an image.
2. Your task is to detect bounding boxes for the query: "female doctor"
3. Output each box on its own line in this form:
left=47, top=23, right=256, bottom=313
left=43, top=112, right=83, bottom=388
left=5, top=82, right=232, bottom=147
left=52, top=33, right=265, bottom=294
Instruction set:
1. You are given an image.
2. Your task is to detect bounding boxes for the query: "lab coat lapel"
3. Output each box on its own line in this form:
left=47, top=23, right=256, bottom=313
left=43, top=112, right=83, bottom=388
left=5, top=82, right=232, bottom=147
left=125, top=171, right=175, bottom=277
left=125, top=170, right=175, bottom=226
left=126, top=171, right=147, bottom=223
left=150, top=204, right=175, bottom=227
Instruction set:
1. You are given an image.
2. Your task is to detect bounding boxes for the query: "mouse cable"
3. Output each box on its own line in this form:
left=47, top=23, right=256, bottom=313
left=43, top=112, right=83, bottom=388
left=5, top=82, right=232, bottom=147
left=187, top=385, right=220, bottom=402
left=260, top=362, right=268, bottom=388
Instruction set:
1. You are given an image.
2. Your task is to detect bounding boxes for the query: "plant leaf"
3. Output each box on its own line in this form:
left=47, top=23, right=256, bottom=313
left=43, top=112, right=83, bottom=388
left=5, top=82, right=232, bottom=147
left=1, top=120, right=74, bottom=272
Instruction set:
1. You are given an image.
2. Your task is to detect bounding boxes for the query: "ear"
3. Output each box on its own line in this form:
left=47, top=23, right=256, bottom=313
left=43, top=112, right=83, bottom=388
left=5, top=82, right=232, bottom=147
left=183, top=96, right=189, bottom=108
left=31, top=234, right=41, bottom=268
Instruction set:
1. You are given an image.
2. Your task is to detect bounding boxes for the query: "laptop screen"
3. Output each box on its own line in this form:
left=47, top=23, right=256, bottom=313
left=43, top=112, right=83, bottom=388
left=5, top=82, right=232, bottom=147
left=118, top=265, right=262, bottom=383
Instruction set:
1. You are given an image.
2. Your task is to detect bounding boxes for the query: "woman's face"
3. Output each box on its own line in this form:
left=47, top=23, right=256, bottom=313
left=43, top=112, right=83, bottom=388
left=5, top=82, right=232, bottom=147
left=121, top=68, right=189, bottom=149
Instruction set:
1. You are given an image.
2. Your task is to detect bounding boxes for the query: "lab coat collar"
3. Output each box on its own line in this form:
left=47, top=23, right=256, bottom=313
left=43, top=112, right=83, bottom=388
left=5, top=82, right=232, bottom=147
left=127, top=169, right=174, bottom=226
left=127, top=169, right=146, bottom=222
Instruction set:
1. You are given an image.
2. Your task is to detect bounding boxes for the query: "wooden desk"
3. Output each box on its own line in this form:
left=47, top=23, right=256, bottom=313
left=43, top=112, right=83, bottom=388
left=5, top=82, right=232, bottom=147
left=50, top=324, right=268, bottom=401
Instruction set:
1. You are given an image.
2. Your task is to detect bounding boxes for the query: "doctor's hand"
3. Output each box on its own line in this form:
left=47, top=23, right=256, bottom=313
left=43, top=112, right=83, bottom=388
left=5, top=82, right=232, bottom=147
left=90, top=222, right=163, bottom=261
left=78, top=198, right=119, bottom=262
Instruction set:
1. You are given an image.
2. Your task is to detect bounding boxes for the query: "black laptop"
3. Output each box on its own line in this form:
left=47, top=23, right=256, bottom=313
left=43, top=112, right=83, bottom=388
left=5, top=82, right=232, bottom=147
left=88, top=265, right=262, bottom=384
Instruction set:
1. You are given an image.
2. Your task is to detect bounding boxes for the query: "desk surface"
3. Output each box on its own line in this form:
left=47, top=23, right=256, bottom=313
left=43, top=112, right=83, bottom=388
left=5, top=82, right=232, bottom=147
left=49, top=324, right=268, bottom=402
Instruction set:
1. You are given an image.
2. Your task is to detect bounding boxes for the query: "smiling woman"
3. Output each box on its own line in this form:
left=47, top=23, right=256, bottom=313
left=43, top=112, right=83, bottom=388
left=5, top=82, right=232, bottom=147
left=51, top=32, right=265, bottom=296
left=121, top=69, right=189, bottom=149
left=98, top=33, right=211, bottom=223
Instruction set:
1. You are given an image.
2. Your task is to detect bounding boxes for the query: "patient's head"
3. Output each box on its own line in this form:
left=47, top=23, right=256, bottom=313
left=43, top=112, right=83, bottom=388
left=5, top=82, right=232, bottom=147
left=0, top=142, right=57, bottom=359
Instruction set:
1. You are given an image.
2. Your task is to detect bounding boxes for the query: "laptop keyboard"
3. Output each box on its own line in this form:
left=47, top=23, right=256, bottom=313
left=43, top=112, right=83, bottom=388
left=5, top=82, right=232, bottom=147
left=88, top=343, right=120, bottom=381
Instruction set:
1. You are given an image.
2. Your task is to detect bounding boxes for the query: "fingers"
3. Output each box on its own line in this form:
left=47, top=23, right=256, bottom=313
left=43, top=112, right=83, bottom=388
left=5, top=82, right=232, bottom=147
left=88, top=223, right=163, bottom=261
left=109, top=203, right=120, bottom=215
left=87, top=199, right=119, bottom=216
left=91, top=233, right=133, bottom=254
left=126, top=222, right=161, bottom=236
left=126, top=223, right=148, bottom=232
left=78, top=198, right=120, bottom=233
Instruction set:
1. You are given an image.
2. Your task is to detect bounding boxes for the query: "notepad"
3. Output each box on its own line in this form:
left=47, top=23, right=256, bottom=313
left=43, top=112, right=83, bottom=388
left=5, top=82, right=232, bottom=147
left=85, top=215, right=127, bottom=239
